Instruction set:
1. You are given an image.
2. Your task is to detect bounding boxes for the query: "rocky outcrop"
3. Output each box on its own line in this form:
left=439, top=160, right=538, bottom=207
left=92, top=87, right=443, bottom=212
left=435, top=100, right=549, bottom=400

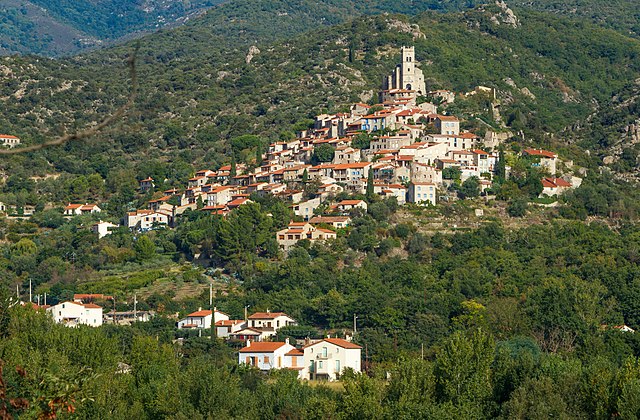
left=246, top=46, right=260, bottom=64
left=490, top=1, right=521, bottom=28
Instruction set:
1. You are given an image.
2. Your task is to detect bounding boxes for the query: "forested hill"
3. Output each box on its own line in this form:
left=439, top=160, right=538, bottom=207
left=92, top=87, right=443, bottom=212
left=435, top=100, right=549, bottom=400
left=2, top=0, right=640, bottom=57
left=0, top=0, right=479, bottom=57
left=1, top=5, right=639, bottom=181
left=0, top=0, right=228, bottom=56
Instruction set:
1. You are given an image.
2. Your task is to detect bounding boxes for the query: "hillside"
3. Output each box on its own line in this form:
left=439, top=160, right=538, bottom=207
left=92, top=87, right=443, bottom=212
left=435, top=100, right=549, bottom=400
left=0, top=0, right=225, bottom=56
left=511, top=0, right=640, bottom=38
left=3, top=0, right=640, bottom=57
left=1, top=6, right=639, bottom=178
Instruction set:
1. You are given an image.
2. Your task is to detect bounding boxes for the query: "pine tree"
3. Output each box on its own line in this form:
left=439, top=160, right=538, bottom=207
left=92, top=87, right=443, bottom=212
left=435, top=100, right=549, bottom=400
left=366, top=167, right=375, bottom=201
left=230, top=159, right=237, bottom=178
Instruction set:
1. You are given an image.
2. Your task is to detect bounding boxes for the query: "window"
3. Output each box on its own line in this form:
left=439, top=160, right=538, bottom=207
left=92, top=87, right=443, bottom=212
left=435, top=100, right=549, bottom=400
left=335, top=360, right=341, bottom=373
left=318, top=361, right=323, bottom=369
left=264, top=356, right=270, bottom=364
left=322, top=347, right=328, bottom=358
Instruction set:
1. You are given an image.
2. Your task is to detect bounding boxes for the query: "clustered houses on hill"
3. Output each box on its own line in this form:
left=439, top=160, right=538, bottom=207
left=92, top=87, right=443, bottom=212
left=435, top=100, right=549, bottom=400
left=57, top=46, right=575, bottom=245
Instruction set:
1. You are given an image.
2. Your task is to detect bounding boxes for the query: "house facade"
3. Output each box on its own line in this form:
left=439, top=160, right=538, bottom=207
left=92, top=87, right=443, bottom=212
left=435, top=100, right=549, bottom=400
left=302, top=338, right=362, bottom=381
left=247, top=311, right=297, bottom=337
left=407, top=182, right=437, bottom=205
left=47, top=301, right=103, bottom=327
left=177, top=308, right=230, bottom=329
left=238, top=340, right=296, bottom=371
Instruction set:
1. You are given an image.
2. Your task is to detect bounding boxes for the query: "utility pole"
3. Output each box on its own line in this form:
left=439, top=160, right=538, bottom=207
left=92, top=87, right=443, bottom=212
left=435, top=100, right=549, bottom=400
left=244, top=305, right=250, bottom=323
left=133, top=293, right=137, bottom=321
left=210, top=284, right=217, bottom=340
left=29, top=279, right=32, bottom=303
left=353, top=314, right=358, bottom=335
left=16, top=284, right=19, bottom=300
left=44, top=293, right=47, bottom=306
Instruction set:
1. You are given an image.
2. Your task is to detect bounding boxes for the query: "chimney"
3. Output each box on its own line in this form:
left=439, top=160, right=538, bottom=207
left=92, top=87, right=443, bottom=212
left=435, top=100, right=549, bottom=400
left=285, top=338, right=289, bottom=345
left=246, top=340, right=251, bottom=348
left=198, top=307, right=202, bottom=311
left=266, top=308, right=270, bottom=314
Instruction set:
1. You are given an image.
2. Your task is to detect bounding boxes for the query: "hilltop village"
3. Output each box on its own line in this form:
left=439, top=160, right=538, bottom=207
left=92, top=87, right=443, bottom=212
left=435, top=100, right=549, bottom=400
left=32, top=46, right=579, bottom=252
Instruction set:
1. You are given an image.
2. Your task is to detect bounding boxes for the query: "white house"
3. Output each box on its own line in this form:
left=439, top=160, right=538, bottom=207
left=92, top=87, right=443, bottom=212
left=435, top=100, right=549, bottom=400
left=435, top=115, right=460, bottom=135
left=407, top=182, right=437, bottom=205
left=215, top=319, right=246, bottom=338
left=0, top=134, right=20, bottom=148
left=177, top=308, right=230, bottom=329
left=238, top=340, right=296, bottom=371
left=47, top=301, right=103, bottom=327
left=302, top=338, right=362, bottom=381
left=64, top=203, right=101, bottom=216
left=247, top=311, right=297, bottom=337
left=292, top=197, right=322, bottom=220
left=91, top=221, right=118, bottom=239
left=523, top=148, right=558, bottom=175
left=308, top=216, right=351, bottom=229
left=331, top=199, right=368, bottom=213
left=139, top=177, right=155, bottom=192
left=206, top=186, right=238, bottom=207
left=276, top=222, right=337, bottom=251
left=541, top=177, right=573, bottom=197
left=125, top=210, right=171, bottom=231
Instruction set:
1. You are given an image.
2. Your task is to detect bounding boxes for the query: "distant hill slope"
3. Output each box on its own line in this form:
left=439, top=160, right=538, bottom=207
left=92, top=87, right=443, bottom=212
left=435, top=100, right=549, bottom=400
left=0, top=6, right=639, bottom=179
left=2, top=0, right=640, bottom=57
left=0, top=0, right=225, bottom=56
left=511, top=0, right=640, bottom=38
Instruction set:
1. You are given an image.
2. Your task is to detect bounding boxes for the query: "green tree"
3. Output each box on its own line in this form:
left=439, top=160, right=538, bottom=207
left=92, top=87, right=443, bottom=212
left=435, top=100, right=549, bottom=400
left=459, top=176, right=481, bottom=199
left=435, top=330, right=495, bottom=412
left=312, top=144, right=335, bottom=164
left=134, top=235, right=156, bottom=261
left=366, top=167, right=375, bottom=202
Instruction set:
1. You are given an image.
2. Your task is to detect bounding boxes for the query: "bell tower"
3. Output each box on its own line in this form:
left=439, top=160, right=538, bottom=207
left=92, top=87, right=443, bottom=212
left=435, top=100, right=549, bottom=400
left=400, top=46, right=416, bottom=91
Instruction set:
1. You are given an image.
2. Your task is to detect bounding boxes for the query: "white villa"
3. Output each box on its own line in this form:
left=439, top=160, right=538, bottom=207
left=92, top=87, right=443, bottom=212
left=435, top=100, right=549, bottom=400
left=47, top=301, right=103, bottom=327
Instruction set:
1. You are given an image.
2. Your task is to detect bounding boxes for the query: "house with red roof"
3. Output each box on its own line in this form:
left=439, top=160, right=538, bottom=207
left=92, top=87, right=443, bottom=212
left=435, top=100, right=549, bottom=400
left=47, top=301, right=103, bottom=327
left=276, top=221, right=337, bottom=252
left=309, top=216, right=351, bottom=229
left=139, top=177, right=154, bottom=192
left=215, top=319, right=247, bottom=338
left=177, top=308, right=230, bottom=329
left=541, top=177, right=573, bottom=197
left=126, top=209, right=171, bottom=231
left=238, top=339, right=296, bottom=371
left=435, top=115, right=460, bottom=135
left=523, top=148, right=558, bottom=175
left=0, top=134, right=20, bottom=148
left=331, top=199, right=368, bottom=213
left=64, top=203, right=101, bottom=216
left=247, top=310, right=297, bottom=337
left=302, top=337, right=362, bottom=381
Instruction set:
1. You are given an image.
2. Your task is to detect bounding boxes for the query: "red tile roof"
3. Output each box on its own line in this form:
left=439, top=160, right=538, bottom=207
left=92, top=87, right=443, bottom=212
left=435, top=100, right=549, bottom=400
left=239, top=342, right=290, bottom=353
left=523, top=148, right=557, bottom=158
left=187, top=310, right=212, bottom=317
left=248, top=312, right=289, bottom=319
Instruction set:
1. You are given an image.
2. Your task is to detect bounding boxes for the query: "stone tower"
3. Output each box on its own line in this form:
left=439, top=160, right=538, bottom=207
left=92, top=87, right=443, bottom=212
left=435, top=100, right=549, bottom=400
left=383, top=46, right=426, bottom=96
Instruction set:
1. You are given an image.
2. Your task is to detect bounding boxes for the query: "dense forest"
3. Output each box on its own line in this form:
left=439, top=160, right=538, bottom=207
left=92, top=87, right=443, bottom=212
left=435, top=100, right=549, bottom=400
left=3, top=0, right=640, bottom=56
left=4, top=206, right=640, bottom=417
